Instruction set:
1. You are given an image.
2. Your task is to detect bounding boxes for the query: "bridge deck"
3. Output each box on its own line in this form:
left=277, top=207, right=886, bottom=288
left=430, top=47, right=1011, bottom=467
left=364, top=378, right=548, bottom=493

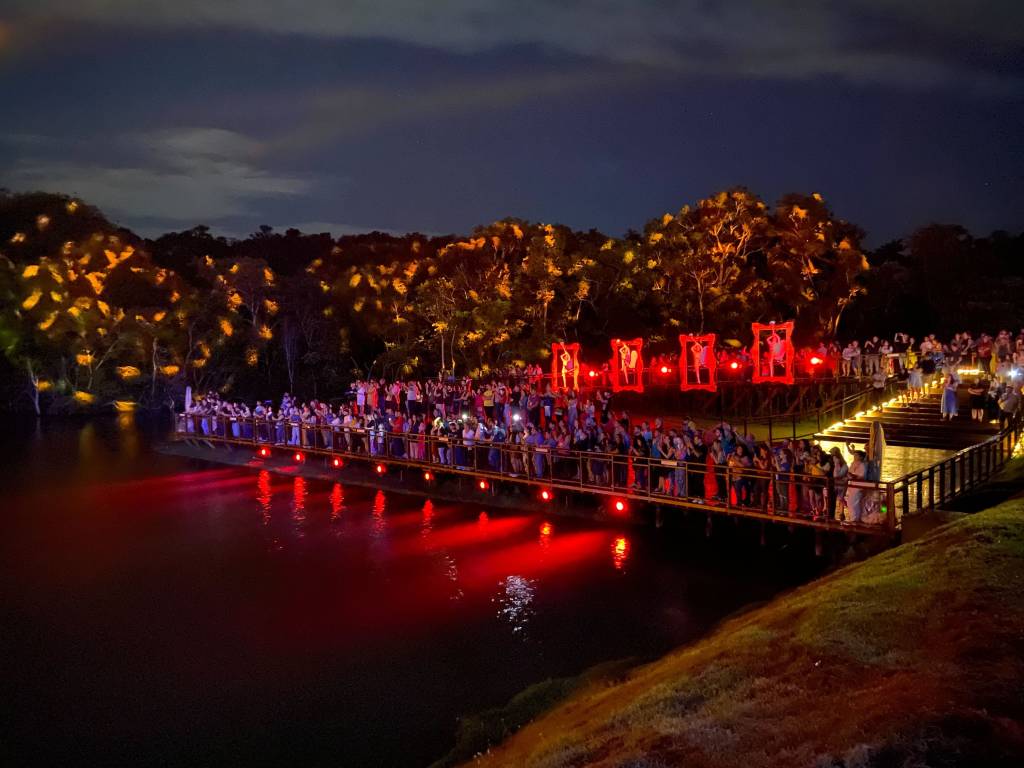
left=174, top=417, right=899, bottom=538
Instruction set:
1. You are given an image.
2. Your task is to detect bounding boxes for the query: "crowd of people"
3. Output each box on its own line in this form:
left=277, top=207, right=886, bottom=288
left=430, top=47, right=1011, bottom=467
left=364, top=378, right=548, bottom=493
left=181, top=329, right=1024, bottom=527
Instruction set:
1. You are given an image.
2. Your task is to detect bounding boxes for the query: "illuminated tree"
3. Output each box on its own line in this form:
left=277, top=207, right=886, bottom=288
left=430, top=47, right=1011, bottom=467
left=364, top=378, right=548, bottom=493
left=768, top=193, right=868, bottom=338
left=642, top=188, right=771, bottom=335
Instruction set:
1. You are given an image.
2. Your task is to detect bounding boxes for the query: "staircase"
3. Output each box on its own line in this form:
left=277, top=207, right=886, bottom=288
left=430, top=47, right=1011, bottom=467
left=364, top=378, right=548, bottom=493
left=815, top=388, right=998, bottom=451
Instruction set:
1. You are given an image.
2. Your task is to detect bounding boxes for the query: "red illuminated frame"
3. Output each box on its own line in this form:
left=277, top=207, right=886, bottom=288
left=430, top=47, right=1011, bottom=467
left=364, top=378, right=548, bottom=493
left=551, top=342, right=581, bottom=391
left=610, top=337, right=644, bottom=392
left=751, top=321, right=795, bottom=384
left=678, top=333, right=717, bottom=391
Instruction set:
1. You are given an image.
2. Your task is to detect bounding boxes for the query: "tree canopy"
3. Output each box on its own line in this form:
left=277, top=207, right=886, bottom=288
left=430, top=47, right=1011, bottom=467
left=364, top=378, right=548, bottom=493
left=0, top=189, right=1019, bottom=413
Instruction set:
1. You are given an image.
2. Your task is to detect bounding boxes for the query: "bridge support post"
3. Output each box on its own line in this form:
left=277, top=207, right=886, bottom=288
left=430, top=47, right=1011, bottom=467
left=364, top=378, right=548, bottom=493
left=815, top=531, right=823, bottom=558
left=705, top=514, right=712, bottom=538
left=655, top=506, right=663, bottom=529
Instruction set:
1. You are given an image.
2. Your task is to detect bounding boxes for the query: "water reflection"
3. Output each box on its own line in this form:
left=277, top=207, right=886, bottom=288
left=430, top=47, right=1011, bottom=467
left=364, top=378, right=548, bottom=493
left=494, top=575, right=536, bottom=636
left=257, top=470, right=272, bottom=526
left=539, top=520, right=553, bottom=542
left=291, top=476, right=307, bottom=533
left=329, top=483, right=344, bottom=523
left=371, top=490, right=387, bottom=539
left=612, top=536, right=630, bottom=571
left=421, top=499, right=435, bottom=538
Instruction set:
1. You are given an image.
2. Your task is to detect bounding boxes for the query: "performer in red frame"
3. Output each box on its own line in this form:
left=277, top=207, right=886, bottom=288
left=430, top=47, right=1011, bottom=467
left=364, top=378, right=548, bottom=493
left=751, top=321, right=795, bottom=384
left=678, top=333, right=717, bottom=391
left=610, top=338, right=644, bottom=392
left=550, top=342, right=580, bottom=391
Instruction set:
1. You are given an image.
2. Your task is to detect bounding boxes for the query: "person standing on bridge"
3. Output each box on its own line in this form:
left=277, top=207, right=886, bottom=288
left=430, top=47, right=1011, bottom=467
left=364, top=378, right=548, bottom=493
left=843, top=449, right=867, bottom=524
left=940, top=370, right=959, bottom=421
left=998, top=385, right=1020, bottom=430
left=968, top=379, right=988, bottom=423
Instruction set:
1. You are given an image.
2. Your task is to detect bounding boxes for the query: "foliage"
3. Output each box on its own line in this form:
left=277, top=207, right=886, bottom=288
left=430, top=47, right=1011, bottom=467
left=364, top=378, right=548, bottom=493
left=0, top=188, right=1017, bottom=412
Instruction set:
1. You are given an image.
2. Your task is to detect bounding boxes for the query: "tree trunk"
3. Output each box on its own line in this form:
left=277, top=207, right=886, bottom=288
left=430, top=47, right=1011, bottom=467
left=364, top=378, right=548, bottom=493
left=151, top=339, right=159, bottom=399
left=26, top=360, right=40, bottom=416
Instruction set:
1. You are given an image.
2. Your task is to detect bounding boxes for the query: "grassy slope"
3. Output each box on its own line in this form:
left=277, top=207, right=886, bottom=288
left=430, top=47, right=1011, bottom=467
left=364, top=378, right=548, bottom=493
left=467, top=496, right=1024, bottom=767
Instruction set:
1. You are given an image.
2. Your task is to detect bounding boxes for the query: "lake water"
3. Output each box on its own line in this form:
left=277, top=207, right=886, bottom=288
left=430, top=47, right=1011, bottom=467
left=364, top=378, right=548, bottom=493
left=2, top=416, right=822, bottom=766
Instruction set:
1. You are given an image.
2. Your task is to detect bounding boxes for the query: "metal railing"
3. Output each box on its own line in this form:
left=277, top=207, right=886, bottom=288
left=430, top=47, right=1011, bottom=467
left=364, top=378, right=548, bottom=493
left=174, top=414, right=900, bottom=536
left=887, top=412, right=1022, bottom=519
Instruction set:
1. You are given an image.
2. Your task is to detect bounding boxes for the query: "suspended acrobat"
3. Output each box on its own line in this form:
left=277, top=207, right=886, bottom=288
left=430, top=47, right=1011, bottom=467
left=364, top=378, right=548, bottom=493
left=678, top=333, right=718, bottom=391
left=550, top=342, right=580, bottom=391
left=751, top=321, right=795, bottom=384
left=610, top=337, right=644, bottom=392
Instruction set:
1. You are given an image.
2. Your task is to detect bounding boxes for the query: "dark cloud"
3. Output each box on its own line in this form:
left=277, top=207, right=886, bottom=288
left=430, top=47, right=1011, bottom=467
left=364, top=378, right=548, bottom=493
left=0, top=2, right=1021, bottom=242
left=3, top=1, right=1022, bottom=92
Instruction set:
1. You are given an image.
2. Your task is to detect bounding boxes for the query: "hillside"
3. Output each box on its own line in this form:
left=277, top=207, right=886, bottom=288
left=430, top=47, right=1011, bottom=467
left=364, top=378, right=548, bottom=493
left=465, top=495, right=1024, bottom=767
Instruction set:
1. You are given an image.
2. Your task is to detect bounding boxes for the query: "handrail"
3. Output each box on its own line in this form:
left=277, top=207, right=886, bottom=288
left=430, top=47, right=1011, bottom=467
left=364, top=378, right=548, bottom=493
left=173, top=414, right=896, bottom=534
left=885, top=411, right=1022, bottom=519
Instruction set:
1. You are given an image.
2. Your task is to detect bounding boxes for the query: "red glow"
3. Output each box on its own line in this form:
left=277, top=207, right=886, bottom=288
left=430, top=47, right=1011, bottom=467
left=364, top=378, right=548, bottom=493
left=588, top=370, right=596, bottom=378
left=540, top=489, right=551, bottom=501
left=258, top=446, right=269, bottom=457
left=293, top=451, right=304, bottom=462
left=423, top=470, right=433, bottom=481
left=478, top=511, right=489, bottom=524
left=730, top=361, right=739, bottom=370
left=614, top=499, right=626, bottom=512
left=660, top=365, right=669, bottom=374
left=810, top=356, right=822, bottom=366
left=478, top=479, right=489, bottom=491
left=612, top=536, right=630, bottom=570
left=540, top=521, right=553, bottom=537
left=375, top=463, right=385, bottom=475
left=332, top=457, right=342, bottom=468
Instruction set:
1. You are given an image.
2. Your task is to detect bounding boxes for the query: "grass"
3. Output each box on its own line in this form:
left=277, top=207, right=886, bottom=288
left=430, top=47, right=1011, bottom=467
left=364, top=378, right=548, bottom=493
left=431, top=661, right=634, bottom=768
left=463, top=462, right=1024, bottom=767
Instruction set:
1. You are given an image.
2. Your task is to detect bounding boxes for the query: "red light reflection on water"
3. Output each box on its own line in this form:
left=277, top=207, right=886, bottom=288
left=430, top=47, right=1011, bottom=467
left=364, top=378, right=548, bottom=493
left=291, top=477, right=307, bottom=528
left=478, top=511, right=489, bottom=525
left=421, top=499, right=435, bottom=537
left=257, top=470, right=272, bottom=526
left=371, top=490, right=387, bottom=538
left=329, top=483, right=344, bottom=521
left=612, top=536, right=630, bottom=570
left=466, top=530, right=606, bottom=584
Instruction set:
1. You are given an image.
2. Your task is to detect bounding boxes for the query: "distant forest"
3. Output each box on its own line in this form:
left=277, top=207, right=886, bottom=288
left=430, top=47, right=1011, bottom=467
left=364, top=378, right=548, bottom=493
left=0, top=189, right=1020, bottom=413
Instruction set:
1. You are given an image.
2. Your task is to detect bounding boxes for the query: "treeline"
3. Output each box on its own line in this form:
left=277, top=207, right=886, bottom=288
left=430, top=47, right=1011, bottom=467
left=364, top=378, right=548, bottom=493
left=0, top=189, right=1020, bottom=413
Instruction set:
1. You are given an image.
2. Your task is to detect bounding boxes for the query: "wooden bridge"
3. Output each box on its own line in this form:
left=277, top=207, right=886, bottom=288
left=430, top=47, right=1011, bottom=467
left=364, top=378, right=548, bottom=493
left=172, top=398, right=1020, bottom=541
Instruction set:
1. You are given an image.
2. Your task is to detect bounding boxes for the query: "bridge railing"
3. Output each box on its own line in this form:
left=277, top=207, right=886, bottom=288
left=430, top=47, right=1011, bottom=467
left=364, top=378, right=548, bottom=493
left=174, top=414, right=898, bottom=533
left=887, top=412, right=1022, bottom=519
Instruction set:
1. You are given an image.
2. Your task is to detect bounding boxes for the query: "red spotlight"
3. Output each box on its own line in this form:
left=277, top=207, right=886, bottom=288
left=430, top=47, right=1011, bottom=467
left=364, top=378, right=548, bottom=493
left=588, top=370, right=596, bottom=378
left=810, top=356, right=822, bottom=366
left=540, top=489, right=552, bottom=502
left=478, top=479, right=489, bottom=491
left=660, top=365, right=669, bottom=374
left=375, top=463, right=385, bottom=475
left=332, top=456, right=342, bottom=468
left=730, top=361, right=739, bottom=370
left=293, top=451, right=304, bottom=462
left=258, top=446, right=269, bottom=457
left=423, top=470, right=433, bottom=482
left=614, top=499, right=626, bottom=513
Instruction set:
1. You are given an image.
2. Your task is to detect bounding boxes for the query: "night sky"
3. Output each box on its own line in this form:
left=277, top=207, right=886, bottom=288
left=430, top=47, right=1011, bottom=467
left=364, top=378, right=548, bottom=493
left=1, top=1, right=1021, bottom=244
